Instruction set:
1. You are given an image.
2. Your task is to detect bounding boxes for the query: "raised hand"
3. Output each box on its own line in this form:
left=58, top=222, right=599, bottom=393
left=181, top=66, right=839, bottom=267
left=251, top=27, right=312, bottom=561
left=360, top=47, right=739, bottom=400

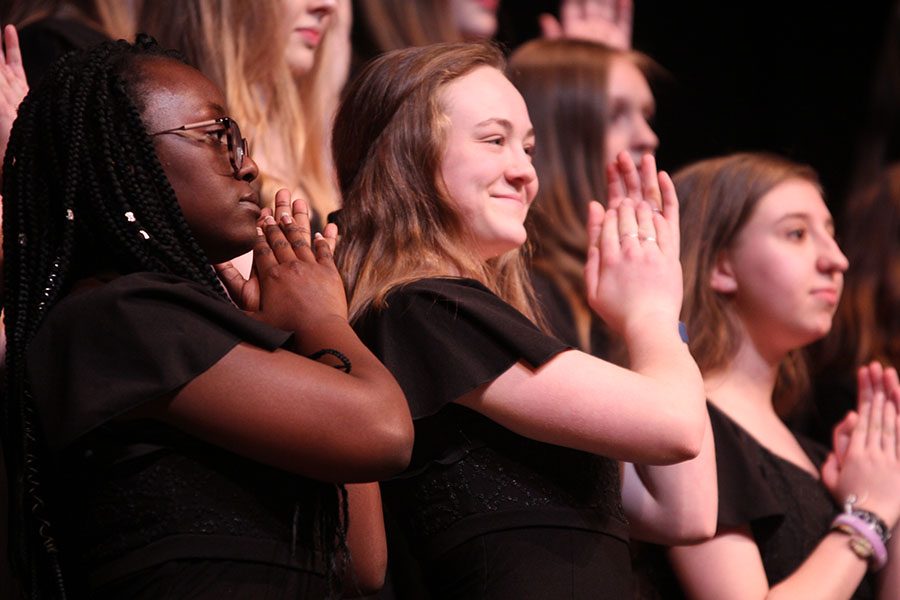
left=583, top=154, right=683, bottom=337
left=540, top=0, right=633, bottom=49
left=0, top=25, right=27, bottom=162
left=821, top=362, right=900, bottom=529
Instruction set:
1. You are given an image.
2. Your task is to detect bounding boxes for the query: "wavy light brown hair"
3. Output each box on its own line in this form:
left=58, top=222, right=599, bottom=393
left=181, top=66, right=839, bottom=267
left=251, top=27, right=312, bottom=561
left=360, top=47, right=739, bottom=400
left=139, top=0, right=341, bottom=216
left=676, top=153, right=822, bottom=410
left=333, top=42, right=540, bottom=324
left=508, top=38, right=657, bottom=351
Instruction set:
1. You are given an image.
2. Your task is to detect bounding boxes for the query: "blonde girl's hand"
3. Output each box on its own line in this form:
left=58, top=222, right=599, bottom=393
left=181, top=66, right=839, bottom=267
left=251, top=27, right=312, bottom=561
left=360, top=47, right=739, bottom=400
left=823, top=362, right=900, bottom=529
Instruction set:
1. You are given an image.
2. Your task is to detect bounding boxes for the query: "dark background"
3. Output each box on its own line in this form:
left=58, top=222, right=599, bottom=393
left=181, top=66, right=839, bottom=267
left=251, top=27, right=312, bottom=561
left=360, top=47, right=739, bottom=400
left=497, top=0, right=899, bottom=212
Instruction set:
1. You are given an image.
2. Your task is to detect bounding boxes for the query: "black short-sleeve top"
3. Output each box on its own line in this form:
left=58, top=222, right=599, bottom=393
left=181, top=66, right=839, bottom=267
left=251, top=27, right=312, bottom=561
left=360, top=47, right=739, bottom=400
left=25, top=272, right=329, bottom=586
left=354, top=277, right=628, bottom=560
left=710, top=402, right=875, bottom=598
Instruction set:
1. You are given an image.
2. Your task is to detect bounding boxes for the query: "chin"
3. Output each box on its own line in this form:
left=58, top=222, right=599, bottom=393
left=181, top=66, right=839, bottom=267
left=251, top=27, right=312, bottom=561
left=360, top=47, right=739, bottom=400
left=286, top=50, right=315, bottom=77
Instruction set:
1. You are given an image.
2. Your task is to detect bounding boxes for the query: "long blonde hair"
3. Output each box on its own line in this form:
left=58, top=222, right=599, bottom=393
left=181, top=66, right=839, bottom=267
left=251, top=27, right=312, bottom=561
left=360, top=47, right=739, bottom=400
left=333, top=42, right=541, bottom=325
left=139, top=0, right=341, bottom=216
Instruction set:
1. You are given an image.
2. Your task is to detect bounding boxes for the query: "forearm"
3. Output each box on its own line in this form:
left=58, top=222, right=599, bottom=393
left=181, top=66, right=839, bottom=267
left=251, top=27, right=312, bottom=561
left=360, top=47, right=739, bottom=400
left=624, top=413, right=717, bottom=544
left=765, top=532, right=870, bottom=600
left=342, top=483, right=388, bottom=597
left=623, top=315, right=707, bottom=451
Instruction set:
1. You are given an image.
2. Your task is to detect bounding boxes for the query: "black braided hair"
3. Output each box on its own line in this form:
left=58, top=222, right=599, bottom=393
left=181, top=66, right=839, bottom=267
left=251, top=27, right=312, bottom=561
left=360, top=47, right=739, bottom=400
left=2, top=35, right=347, bottom=597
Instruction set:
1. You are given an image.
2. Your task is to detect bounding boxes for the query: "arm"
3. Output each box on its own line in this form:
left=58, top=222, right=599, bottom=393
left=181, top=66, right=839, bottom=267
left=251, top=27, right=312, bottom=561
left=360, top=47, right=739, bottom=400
left=621, top=411, right=717, bottom=545
left=671, top=363, right=900, bottom=599
left=458, top=154, right=706, bottom=465
left=669, top=526, right=870, bottom=600
left=342, top=483, right=388, bottom=596
left=150, top=193, right=413, bottom=483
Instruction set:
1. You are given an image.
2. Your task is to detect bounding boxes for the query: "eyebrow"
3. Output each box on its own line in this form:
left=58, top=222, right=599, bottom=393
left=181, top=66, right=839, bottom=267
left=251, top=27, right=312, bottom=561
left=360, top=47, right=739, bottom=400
left=474, top=118, right=534, bottom=138
left=776, top=212, right=835, bottom=228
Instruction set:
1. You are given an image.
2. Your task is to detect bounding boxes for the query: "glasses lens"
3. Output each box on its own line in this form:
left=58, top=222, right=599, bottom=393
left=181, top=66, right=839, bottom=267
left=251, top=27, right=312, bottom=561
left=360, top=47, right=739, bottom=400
left=230, top=119, right=244, bottom=170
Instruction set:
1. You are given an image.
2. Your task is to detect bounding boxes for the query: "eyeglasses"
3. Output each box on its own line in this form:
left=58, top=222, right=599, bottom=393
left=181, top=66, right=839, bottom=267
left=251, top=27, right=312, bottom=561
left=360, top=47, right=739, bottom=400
left=150, top=117, right=249, bottom=176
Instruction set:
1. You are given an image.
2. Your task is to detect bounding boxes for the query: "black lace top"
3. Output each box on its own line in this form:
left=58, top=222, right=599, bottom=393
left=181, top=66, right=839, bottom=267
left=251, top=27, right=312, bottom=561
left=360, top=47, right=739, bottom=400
left=26, top=272, right=330, bottom=587
left=354, top=278, right=628, bottom=561
left=710, top=402, right=876, bottom=598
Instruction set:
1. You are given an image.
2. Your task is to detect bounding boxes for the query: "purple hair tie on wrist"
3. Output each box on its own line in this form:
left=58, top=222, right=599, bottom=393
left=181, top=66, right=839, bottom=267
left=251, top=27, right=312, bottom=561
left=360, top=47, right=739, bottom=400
left=831, top=495, right=891, bottom=571
left=832, top=513, right=888, bottom=570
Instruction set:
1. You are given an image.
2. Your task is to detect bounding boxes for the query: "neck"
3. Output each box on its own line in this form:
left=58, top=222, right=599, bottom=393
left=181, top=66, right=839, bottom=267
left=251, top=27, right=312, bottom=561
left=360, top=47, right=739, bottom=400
left=705, top=330, right=784, bottom=417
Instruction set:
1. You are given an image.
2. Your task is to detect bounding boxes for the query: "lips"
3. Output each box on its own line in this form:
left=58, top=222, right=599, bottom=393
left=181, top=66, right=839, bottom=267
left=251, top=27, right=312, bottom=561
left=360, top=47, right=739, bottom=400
left=239, top=192, right=261, bottom=214
left=295, top=27, right=321, bottom=47
left=810, top=288, right=840, bottom=305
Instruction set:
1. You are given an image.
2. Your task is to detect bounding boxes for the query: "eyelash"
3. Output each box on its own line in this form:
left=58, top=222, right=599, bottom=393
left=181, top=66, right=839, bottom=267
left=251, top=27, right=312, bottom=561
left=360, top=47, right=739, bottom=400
left=786, top=228, right=807, bottom=240
left=485, top=136, right=535, bottom=157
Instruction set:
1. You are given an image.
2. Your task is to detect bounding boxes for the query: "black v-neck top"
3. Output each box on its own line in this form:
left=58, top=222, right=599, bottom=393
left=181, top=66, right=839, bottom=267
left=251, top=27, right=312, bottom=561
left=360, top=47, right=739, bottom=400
left=709, top=402, right=876, bottom=598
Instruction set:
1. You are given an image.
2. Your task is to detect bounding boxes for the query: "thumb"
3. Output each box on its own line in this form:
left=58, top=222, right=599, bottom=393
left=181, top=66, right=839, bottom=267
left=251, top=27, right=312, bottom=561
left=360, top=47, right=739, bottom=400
left=820, top=451, right=840, bottom=492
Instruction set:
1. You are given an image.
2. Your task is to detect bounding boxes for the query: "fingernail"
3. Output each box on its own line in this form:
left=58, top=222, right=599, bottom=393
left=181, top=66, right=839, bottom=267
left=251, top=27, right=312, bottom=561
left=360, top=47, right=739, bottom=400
left=264, top=216, right=276, bottom=225
left=314, top=232, right=324, bottom=239
left=280, top=213, right=292, bottom=224
left=256, top=227, right=264, bottom=236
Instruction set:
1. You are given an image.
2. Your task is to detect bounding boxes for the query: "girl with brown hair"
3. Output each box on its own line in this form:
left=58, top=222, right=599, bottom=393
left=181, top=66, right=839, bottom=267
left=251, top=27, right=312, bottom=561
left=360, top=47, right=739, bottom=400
left=508, top=37, right=659, bottom=355
left=669, top=152, right=900, bottom=599
left=333, top=41, right=716, bottom=598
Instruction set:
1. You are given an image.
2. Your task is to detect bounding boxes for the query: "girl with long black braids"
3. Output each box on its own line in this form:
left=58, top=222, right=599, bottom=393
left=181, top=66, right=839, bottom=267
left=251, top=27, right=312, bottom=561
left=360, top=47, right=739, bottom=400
left=1, top=35, right=412, bottom=598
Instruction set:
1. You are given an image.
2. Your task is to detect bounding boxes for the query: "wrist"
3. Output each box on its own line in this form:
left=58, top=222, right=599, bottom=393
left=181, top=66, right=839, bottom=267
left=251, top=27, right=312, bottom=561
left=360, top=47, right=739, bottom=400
left=831, top=494, right=893, bottom=571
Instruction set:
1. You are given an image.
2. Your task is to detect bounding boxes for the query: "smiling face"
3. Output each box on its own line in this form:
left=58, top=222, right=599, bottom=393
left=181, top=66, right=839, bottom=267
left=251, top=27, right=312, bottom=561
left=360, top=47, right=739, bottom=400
left=438, top=66, right=538, bottom=260
left=713, top=178, right=849, bottom=356
left=283, top=0, right=336, bottom=76
left=604, top=55, right=658, bottom=166
left=140, top=58, right=261, bottom=263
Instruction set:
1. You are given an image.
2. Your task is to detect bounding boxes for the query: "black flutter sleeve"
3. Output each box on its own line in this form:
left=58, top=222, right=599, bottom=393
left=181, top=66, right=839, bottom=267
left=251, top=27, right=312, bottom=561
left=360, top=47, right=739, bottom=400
left=354, top=278, right=569, bottom=419
left=708, top=402, right=784, bottom=530
left=26, top=272, right=293, bottom=450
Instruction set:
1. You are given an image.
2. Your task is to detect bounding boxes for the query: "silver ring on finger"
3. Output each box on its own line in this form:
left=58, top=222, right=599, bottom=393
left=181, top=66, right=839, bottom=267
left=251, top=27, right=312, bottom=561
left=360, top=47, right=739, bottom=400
left=619, top=232, right=639, bottom=243
left=639, top=234, right=657, bottom=243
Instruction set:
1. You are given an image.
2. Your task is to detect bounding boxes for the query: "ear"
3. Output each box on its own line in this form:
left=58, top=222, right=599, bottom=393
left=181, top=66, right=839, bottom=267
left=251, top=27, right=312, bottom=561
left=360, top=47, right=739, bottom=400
left=710, top=251, right=738, bottom=294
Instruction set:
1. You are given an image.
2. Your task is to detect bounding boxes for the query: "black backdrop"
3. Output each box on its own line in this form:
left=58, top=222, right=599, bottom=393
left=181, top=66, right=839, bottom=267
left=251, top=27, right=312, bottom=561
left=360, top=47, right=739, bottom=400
left=497, top=0, right=898, bottom=212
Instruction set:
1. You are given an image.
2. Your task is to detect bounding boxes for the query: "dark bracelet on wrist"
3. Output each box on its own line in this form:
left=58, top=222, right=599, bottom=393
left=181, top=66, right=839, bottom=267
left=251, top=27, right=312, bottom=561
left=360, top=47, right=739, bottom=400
left=307, top=348, right=352, bottom=373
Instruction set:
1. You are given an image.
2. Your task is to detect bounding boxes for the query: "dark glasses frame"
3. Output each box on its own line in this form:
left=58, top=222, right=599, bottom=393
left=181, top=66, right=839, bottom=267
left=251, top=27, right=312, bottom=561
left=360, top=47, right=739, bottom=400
left=151, top=117, right=249, bottom=176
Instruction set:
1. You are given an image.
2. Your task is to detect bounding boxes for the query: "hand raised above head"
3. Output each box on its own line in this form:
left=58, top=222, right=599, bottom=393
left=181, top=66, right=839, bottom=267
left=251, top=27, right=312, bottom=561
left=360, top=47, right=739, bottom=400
left=540, top=0, right=633, bottom=50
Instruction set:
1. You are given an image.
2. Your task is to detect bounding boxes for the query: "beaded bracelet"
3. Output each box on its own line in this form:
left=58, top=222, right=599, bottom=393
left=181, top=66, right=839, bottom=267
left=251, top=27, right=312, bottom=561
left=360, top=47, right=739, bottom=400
left=307, top=348, right=352, bottom=373
left=830, top=495, right=890, bottom=571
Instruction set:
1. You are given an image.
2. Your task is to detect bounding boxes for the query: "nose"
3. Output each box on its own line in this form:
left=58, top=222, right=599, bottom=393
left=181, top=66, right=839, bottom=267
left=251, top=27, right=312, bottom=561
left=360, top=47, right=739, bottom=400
left=632, top=116, right=659, bottom=157
left=309, top=0, right=337, bottom=18
left=236, top=153, right=259, bottom=183
left=817, top=235, right=849, bottom=274
left=506, top=148, right=538, bottom=190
